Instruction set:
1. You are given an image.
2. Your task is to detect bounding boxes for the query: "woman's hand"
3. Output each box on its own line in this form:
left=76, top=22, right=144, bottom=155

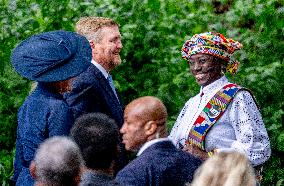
left=183, top=143, right=209, bottom=161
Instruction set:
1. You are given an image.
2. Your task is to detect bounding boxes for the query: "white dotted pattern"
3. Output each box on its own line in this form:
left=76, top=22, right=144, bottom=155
left=169, top=76, right=271, bottom=166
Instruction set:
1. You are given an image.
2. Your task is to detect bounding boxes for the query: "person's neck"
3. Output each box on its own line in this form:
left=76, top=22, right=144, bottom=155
left=202, top=74, right=223, bottom=88
left=93, top=58, right=111, bottom=73
left=147, top=129, right=167, bottom=141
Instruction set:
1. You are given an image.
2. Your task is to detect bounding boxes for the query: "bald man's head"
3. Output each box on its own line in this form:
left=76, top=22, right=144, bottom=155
left=120, top=96, right=168, bottom=151
left=126, top=96, right=167, bottom=123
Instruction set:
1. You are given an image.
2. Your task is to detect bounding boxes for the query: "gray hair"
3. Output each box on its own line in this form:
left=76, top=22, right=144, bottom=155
left=34, top=136, right=83, bottom=186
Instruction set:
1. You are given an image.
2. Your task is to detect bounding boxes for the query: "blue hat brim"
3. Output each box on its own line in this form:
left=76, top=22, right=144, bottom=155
left=11, top=31, right=92, bottom=82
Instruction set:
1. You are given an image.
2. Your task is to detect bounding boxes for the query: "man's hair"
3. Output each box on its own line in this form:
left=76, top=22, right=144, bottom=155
left=71, top=113, right=120, bottom=170
left=75, top=17, right=118, bottom=42
left=191, top=151, right=256, bottom=186
left=34, top=136, right=83, bottom=186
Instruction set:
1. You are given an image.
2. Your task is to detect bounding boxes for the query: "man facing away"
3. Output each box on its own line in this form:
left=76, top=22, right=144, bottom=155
left=70, top=113, right=120, bottom=186
left=115, top=96, right=202, bottom=186
left=29, top=136, right=83, bottom=186
left=64, top=17, right=127, bottom=172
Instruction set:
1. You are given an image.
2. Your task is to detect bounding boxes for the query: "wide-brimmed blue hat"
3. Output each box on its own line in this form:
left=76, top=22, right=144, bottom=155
left=11, top=30, right=92, bottom=82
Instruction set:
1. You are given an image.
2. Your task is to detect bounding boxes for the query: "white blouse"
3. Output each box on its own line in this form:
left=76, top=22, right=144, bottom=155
left=169, top=76, right=271, bottom=166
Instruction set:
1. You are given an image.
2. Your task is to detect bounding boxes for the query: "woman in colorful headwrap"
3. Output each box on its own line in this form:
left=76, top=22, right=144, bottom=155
left=169, top=32, right=271, bottom=169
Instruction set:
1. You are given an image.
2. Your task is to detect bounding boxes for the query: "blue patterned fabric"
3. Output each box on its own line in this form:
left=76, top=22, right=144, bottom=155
left=115, top=141, right=202, bottom=186
left=12, top=83, right=75, bottom=186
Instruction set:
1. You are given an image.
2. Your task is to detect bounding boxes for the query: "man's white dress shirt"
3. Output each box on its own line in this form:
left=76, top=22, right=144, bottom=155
left=92, top=60, right=119, bottom=101
left=137, top=138, right=171, bottom=156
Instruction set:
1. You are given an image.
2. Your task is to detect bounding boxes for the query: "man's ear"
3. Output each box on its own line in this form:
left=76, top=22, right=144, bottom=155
left=29, top=160, right=37, bottom=179
left=144, top=121, right=157, bottom=136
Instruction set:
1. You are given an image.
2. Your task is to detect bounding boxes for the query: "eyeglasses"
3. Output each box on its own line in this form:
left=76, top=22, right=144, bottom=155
left=187, top=55, right=214, bottom=65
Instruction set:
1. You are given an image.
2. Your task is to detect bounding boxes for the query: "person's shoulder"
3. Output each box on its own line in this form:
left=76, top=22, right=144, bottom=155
left=176, top=148, right=202, bottom=165
left=78, top=63, right=104, bottom=79
left=233, top=88, right=257, bottom=104
left=71, top=64, right=105, bottom=91
left=118, top=153, right=152, bottom=177
left=188, top=93, right=200, bottom=103
left=49, top=98, right=70, bottom=112
left=80, top=171, right=114, bottom=186
left=235, top=87, right=254, bottom=96
left=74, top=64, right=98, bottom=83
left=115, top=157, right=148, bottom=186
left=137, top=142, right=181, bottom=165
left=20, top=90, right=67, bottom=109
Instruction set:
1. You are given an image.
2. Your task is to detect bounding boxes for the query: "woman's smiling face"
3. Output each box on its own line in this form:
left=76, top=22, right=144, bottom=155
left=188, top=53, right=223, bottom=86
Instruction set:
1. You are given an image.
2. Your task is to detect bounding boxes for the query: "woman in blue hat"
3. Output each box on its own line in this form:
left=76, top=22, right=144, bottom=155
left=10, top=30, right=92, bottom=186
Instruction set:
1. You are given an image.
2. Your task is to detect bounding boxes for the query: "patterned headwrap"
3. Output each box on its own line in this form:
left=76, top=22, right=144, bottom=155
left=181, top=32, right=242, bottom=74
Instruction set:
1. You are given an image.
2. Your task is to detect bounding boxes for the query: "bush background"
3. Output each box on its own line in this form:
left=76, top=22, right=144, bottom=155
left=0, top=0, right=283, bottom=185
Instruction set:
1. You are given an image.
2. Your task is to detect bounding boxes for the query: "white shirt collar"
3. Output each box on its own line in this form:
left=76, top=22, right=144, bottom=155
left=137, top=138, right=171, bottom=156
left=200, top=76, right=229, bottom=95
left=92, top=59, right=108, bottom=79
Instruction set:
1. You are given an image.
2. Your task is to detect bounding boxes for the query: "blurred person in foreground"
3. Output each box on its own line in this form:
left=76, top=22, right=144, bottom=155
left=115, top=96, right=202, bottom=186
left=190, top=151, right=256, bottom=186
left=29, top=136, right=83, bottom=186
left=11, top=30, right=91, bottom=185
left=71, top=113, right=120, bottom=186
left=64, top=16, right=127, bottom=173
left=168, top=32, right=271, bottom=183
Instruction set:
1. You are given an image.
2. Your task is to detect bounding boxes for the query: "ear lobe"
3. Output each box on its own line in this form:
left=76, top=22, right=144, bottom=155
left=29, top=160, right=37, bottom=179
left=144, top=121, right=157, bottom=136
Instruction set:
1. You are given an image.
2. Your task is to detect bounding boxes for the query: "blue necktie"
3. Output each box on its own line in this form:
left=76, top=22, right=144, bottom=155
left=107, top=75, right=119, bottom=101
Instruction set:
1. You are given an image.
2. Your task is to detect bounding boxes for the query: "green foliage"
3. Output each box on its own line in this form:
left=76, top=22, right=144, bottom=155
left=0, top=67, right=30, bottom=184
left=0, top=0, right=283, bottom=185
left=0, top=149, right=14, bottom=186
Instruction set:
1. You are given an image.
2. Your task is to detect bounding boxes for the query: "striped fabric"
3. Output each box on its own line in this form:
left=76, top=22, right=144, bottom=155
left=187, top=83, right=242, bottom=150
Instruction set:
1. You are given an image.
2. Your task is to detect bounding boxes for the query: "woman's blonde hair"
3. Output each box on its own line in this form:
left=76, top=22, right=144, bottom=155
left=191, top=151, right=256, bottom=186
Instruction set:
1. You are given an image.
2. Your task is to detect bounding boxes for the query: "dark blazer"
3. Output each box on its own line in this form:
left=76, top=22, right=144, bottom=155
left=64, top=64, right=126, bottom=172
left=80, top=170, right=117, bottom=186
left=115, top=140, right=202, bottom=186
left=12, top=83, right=75, bottom=186
left=64, top=64, right=124, bottom=128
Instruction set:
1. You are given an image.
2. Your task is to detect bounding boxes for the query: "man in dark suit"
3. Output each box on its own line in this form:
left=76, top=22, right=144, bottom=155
left=64, top=17, right=126, bottom=172
left=64, top=17, right=123, bottom=126
left=115, top=96, right=202, bottom=186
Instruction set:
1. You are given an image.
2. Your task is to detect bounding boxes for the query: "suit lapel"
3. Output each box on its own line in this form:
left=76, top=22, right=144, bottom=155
left=91, top=65, right=121, bottom=106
